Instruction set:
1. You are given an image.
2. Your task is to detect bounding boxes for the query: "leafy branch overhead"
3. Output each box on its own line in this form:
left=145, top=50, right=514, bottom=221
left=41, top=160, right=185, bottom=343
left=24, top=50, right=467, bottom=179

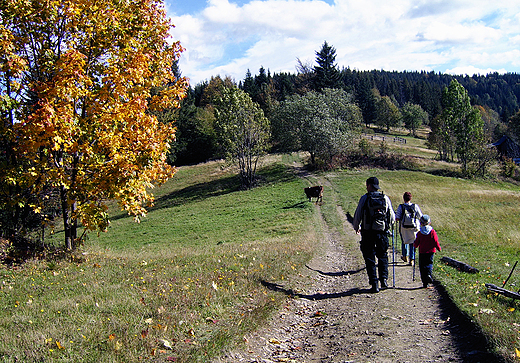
left=0, top=0, right=188, bottom=249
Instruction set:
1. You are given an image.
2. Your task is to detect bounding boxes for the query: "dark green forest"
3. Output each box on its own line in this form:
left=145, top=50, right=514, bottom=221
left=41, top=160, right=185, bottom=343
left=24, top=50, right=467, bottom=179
left=170, top=42, right=520, bottom=168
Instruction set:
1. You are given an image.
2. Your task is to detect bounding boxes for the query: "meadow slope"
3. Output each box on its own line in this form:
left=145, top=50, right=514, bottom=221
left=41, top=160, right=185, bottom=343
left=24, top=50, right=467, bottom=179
left=2, top=147, right=520, bottom=362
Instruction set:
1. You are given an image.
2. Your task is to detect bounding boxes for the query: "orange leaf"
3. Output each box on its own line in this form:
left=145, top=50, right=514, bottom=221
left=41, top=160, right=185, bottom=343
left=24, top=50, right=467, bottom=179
left=56, top=341, right=64, bottom=349
left=108, top=334, right=116, bottom=341
left=141, top=329, right=149, bottom=338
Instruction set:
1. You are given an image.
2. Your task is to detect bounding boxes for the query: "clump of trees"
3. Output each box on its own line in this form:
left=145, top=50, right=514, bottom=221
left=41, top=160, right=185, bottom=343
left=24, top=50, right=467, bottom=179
left=428, top=80, right=490, bottom=176
left=171, top=42, right=520, bottom=180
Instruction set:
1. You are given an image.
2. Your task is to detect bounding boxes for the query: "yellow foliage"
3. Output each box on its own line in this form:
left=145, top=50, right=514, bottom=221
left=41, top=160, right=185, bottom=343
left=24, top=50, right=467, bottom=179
left=0, top=0, right=188, bottom=245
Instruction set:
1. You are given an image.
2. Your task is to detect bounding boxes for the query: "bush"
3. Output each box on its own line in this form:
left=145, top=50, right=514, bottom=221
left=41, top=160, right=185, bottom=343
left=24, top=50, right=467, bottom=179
left=501, top=157, right=516, bottom=178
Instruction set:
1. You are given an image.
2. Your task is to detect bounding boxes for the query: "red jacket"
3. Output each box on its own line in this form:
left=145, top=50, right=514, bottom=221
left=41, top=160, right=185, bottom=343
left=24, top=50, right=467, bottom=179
left=414, top=228, right=441, bottom=254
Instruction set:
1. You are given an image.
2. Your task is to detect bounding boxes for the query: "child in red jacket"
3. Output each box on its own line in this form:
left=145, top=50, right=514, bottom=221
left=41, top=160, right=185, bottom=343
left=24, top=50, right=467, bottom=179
left=413, top=215, right=441, bottom=288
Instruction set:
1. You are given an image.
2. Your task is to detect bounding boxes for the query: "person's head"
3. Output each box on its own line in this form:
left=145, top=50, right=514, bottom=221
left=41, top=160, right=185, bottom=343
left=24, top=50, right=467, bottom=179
left=420, top=214, right=431, bottom=226
left=366, top=177, right=380, bottom=192
left=403, top=192, right=412, bottom=202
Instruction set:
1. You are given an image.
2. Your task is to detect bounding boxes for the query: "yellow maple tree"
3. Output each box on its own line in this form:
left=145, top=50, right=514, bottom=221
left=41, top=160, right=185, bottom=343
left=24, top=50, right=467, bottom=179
left=0, top=0, right=187, bottom=249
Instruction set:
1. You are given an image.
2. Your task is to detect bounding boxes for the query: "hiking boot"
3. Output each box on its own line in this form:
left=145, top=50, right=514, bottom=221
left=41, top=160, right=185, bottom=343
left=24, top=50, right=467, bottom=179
left=380, top=280, right=388, bottom=289
left=401, top=256, right=408, bottom=263
left=409, top=259, right=414, bottom=266
left=370, top=283, right=379, bottom=293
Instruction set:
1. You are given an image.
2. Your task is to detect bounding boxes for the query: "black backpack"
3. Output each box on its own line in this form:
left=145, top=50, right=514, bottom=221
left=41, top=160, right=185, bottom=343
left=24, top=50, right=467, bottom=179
left=363, top=191, right=389, bottom=232
left=401, top=203, right=417, bottom=229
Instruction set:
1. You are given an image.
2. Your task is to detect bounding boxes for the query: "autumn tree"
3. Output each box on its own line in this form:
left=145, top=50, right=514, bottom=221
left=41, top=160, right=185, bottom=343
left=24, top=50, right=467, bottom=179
left=0, top=0, right=187, bottom=250
left=295, top=58, right=314, bottom=95
left=214, top=86, right=270, bottom=189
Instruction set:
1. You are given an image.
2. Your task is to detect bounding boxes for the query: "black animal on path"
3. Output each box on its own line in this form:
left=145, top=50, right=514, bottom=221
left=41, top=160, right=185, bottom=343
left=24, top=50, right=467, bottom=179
left=304, top=186, right=323, bottom=204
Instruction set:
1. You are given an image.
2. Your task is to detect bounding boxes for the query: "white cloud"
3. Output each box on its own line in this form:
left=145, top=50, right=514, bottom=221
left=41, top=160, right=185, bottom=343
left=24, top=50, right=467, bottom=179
left=169, top=0, right=520, bottom=85
left=445, top=65, right=508, bottom=76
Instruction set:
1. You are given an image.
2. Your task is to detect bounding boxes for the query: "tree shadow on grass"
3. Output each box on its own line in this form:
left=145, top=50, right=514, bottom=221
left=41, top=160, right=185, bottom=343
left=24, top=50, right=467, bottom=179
left=282, top=201, right=307, bottom=209
left=111, top=163, right=301, bottom=221
left=150, top=174, right=241, bottom=211
left=109, top=174, right=241, bottom=221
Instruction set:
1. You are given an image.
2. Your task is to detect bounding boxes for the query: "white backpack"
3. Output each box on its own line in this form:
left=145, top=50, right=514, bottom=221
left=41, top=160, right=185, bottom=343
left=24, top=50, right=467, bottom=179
left=401, top=204, right=417, bottom=229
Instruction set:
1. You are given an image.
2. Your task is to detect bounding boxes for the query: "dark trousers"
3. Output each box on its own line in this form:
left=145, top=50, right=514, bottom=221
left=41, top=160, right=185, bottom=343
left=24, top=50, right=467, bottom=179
left=360, top=230, right=389, bottom=285
left=418, top=252, right=435, bottom=286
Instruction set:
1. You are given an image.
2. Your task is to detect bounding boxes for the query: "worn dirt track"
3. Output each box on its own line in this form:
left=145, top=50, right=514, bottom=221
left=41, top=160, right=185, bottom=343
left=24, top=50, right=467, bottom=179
left=214, top=178, right=504, bottom=363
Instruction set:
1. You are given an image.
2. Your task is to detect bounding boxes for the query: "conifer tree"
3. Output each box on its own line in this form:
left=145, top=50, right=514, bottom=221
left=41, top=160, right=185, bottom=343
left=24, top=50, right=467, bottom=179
left=313, top=41, right=342, bottom=91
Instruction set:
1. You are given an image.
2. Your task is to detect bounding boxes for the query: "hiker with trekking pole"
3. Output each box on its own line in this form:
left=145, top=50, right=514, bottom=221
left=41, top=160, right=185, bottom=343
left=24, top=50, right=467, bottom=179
left=395, top=192, right=423, bottom=276
left=414, top=215, right=441, bottom=288
left=353, top=177, right=395, bottom=293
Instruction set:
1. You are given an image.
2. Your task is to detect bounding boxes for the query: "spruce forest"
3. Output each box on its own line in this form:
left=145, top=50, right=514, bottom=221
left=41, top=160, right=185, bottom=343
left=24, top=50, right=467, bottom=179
left=171, top=42, right=520, bottom=173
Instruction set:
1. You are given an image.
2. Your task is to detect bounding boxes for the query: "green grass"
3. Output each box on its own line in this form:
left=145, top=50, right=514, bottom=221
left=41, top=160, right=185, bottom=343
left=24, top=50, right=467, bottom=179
left=3, top=147, right=520, bottom=361
left=0, top=156, right=320, bottom=362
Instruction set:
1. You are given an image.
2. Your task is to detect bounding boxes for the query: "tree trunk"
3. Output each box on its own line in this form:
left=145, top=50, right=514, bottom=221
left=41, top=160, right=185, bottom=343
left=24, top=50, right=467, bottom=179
left=60, top=184, right=73, bottom=250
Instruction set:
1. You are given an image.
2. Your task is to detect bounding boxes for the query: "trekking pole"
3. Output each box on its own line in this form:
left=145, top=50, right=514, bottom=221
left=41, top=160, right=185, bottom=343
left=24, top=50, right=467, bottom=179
left=392, top=222, right=396, bottom=288
left=412, top=246, right=416, bottom=282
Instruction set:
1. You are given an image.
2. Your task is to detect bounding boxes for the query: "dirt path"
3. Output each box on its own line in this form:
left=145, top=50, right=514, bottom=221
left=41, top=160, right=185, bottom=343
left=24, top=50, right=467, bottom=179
left=214, top=178, right=501, bottom=363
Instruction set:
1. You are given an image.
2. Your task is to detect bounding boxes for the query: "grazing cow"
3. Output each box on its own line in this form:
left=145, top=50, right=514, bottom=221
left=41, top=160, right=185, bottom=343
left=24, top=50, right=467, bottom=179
left=304, top=186, right=323, bottom=204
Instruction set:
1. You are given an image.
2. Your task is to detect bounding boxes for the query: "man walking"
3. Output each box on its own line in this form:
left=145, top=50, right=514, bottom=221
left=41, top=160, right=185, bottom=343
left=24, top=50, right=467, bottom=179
left=353, top=177, right=395, bottom=293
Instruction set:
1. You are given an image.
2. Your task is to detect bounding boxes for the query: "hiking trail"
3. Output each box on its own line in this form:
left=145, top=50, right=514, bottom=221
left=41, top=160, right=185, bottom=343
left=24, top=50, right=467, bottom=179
left=214, top=175, right=499, bottom=363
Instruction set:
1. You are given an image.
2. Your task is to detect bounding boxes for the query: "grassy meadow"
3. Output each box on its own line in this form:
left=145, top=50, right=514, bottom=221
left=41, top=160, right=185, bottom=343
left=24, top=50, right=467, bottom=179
left=2, top=139, right=520, bottom=361
left=0, top=155, right=321, bottom=362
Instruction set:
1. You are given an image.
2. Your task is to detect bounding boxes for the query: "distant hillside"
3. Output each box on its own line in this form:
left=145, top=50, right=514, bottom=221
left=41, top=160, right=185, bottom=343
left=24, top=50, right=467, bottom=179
left=343, top=69, right=520, bottom=120
left=266, top=69, right=520, bottom=122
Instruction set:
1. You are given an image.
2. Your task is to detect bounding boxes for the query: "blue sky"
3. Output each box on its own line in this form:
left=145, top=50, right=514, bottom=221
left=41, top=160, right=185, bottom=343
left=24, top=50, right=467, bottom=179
left=165, top=0, right=520, bottom=86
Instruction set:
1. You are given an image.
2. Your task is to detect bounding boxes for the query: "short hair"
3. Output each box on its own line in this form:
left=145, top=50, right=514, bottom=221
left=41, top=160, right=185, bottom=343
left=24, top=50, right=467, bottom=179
left=403, top=192, right=412, bottom=202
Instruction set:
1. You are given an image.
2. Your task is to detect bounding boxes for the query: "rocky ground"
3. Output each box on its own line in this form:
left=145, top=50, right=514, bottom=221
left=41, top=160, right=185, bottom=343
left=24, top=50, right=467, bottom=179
left=214, top=199, right=503, bottom=363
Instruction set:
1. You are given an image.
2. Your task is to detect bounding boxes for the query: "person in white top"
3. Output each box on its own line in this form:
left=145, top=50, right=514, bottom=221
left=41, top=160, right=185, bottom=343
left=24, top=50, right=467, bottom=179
left=394, top=192, right=423, bottom=265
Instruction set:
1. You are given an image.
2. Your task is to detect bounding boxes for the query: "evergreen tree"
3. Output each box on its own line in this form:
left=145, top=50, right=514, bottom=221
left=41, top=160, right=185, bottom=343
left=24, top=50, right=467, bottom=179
left=272, top=72, right=296, bottom=101
left=508, top=110, right=520, bottom=142
left=355, top=75, right=377, bottom=126
left=242, top=69, right=256, bottom=98
left=313, top=41, right=342, bottom=91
